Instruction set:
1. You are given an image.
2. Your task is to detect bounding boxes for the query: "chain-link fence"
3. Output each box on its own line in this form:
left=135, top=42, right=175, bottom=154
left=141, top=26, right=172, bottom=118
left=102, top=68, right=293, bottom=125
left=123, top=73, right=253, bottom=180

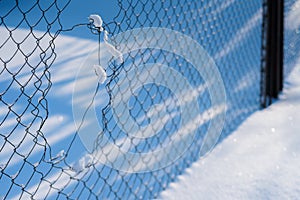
left=0, top=0, right=297, bottom=199
left=284, top=0, right=300, bottom=76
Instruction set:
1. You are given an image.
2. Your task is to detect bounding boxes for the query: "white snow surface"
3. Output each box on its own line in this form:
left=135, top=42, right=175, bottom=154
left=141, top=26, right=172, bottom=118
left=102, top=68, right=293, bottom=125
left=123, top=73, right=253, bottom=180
left=160, top=65, right=300, bottom=199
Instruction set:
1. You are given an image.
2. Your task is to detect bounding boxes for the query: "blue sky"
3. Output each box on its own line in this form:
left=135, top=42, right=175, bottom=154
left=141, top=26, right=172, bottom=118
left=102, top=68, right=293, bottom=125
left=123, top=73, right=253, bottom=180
left=0, top=0, right=119, bottom=39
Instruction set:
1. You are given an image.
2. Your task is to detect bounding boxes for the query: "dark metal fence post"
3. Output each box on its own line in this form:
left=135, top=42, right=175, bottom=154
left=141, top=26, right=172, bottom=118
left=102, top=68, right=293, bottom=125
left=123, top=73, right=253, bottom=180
left=261, top=0, right=284, bottom=108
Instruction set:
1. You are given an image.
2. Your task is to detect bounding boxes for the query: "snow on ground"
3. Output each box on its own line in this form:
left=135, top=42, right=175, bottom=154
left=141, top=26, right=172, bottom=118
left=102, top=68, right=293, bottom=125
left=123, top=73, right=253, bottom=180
left=160, top=65, right=300, bottom=199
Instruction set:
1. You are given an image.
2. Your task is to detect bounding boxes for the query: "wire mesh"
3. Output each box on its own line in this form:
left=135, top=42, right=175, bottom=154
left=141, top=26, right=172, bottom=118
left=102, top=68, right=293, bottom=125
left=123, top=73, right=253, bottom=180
left=0, top=0, right=294, bottom=199
left=284, top=0, right=300, bottom=76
